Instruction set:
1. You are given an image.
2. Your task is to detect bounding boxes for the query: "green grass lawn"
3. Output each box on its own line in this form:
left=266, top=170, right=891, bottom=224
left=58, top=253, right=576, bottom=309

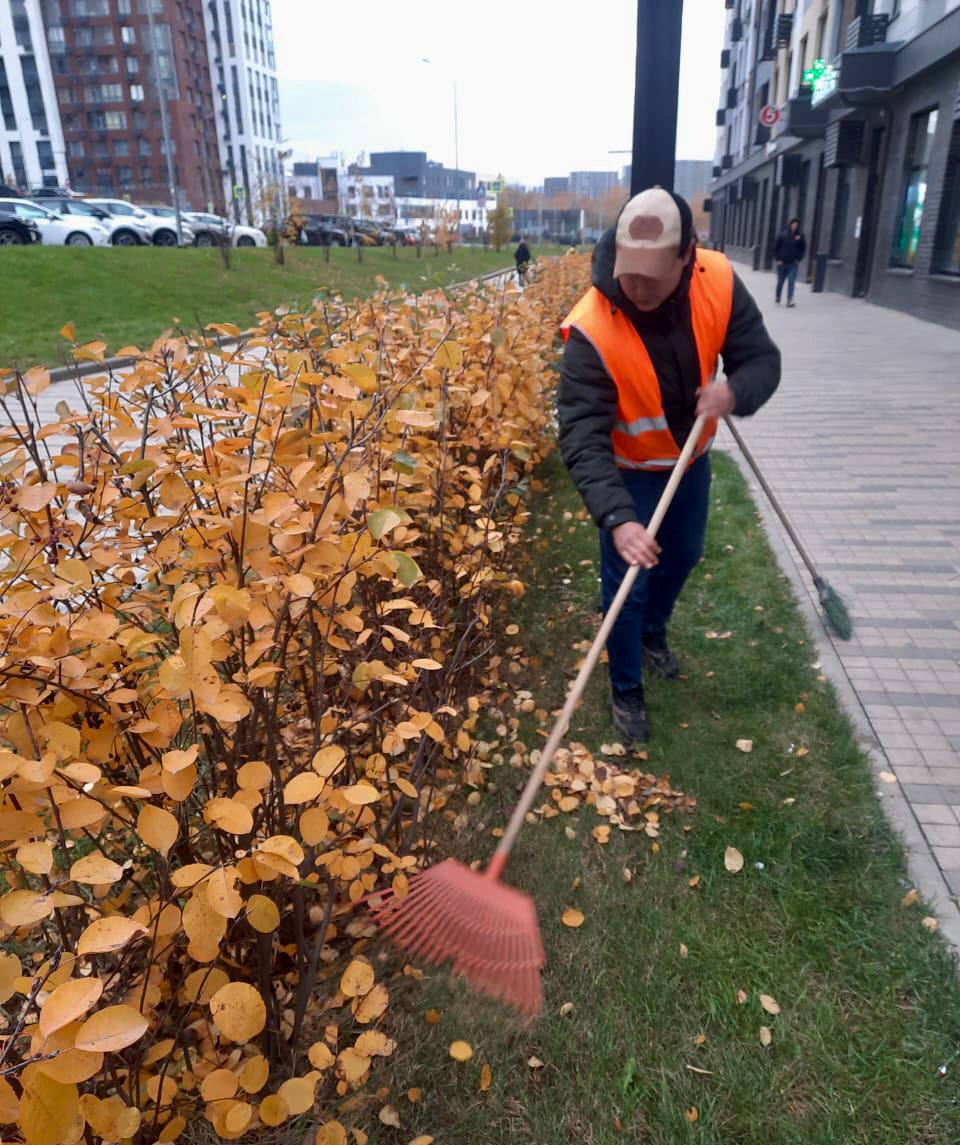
left=365, top=450, right=960, bottom=1145
left=2, top=243, right=549, bottom=370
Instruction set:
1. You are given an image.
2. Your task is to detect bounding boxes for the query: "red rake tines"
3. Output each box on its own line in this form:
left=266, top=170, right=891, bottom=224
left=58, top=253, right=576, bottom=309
left=372, top=856, right=545, bottom=1015
left=371, top=418, right=707, bottom=1015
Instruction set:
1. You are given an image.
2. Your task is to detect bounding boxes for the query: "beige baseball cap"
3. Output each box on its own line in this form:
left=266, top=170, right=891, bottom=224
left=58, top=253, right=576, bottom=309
left=613, top=188, right=684, bottom=280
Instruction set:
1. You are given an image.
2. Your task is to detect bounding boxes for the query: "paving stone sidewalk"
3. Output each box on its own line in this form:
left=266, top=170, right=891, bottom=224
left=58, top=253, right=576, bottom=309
left=720, top=264, right=960, bottom=940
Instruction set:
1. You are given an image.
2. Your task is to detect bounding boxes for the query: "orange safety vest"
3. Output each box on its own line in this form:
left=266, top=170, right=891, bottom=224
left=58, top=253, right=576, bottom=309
left=560, top=247, right=734, bottom=471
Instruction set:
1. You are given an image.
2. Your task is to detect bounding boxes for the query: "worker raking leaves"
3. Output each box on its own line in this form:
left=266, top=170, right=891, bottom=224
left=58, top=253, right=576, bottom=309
left=558, top=188, right=782, bottom=743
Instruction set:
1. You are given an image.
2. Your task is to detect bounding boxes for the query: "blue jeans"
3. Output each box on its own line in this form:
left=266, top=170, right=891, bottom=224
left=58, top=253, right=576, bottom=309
left=776, top=261, right=798, bottom=303
left=599, top=453, right=711, bottom=693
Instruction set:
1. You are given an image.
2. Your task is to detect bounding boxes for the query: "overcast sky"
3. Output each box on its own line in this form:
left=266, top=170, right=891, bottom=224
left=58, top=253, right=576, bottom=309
left=272, top=0, right=725, bottom=185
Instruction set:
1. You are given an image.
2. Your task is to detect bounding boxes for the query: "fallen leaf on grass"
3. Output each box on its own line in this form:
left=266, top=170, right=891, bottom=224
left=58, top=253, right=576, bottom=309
left=409, top=1137, right=434, bottom=1145
left=760, top=1026, right=772, bottom=1047
left=735, top=739, right=754, bottom=753
left=449, top=1041, right=473, bottom=1062
left=623, top=867, right=633, bottom=882
left=687, top=1065, right=714, bottom=1076
left=527, top=1057, right=544, bottom=1069
left=901, top=888, right=919, bottom=908
left=379, top=1106, right=400, bottom=1128
left=561, top=908, right=585, bottom=928
left=559, top=1002, right=574, bottom=1017
left=479, top=1063, right=492, bottom=1092
left=724, top=847, right=744, bottom=874
left=759, top=994, right=781, bottom=1015
left=685, top=1107, right=699, bottom=1122
left=736, top=990, right=748, bottom=1005
left=878, top=771, right=897, bottom=784
left=424, top=1009, right=441, bottom=1024
left=406, top=1089, right=422, bottom=1103
left=679, top=943, right=688, bottom=959
left=692, top=1033, right=706, bottom=1046
left=688, top=875, right=701, bottom=889
left=922, top=916, right=939, bottom=931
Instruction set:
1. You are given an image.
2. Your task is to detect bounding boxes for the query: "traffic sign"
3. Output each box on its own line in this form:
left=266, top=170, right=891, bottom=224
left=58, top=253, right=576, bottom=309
left=759, top=104, right=781, bottom=128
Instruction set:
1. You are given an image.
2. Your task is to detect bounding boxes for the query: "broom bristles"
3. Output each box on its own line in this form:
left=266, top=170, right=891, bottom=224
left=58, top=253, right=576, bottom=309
left=815, top=577, right=853, bottom=640
left=372, top=858, right=545, bottom=1015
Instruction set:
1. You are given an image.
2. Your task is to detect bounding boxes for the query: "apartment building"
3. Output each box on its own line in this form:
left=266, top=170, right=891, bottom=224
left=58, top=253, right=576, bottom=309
left=708, top=0, right=960, bottom=329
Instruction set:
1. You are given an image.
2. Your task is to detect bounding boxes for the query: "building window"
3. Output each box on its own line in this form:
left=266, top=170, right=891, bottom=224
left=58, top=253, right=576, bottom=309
left=890, top=108, right=939, bottom=268
left=105, top=111, right=127, bottom=130
left=0, top=62, right=15, bottom=131
left=130, top=84, right=144, bottom=102
left=829, top=168, right=850, bottom=259
left=932, top=121, right=960, bottom=276
left=126, top=56, right=139, bottom=74
left=118, top=0, right=131, bottom=10
left=10, top=142, right=28, bottom=188
left=113, top=138, right=130, bottom=156
left=47, top=25, right=66, bottom=52
left=68, top=140, right=85, bottom=158
left=140, top=162, right=151, bottom=182
left=37, top=141, right=55, bottom=170
left=120, top=25, right=136, bottom=44
left=138, top=137, right=151, bottom=156
left=118, top=166, right=133, bottom=188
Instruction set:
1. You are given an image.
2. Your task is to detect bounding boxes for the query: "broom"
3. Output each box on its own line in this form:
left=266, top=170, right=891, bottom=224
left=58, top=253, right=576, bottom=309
left=371, top=416, right=708, bottom=1015
left=723, top=416, right=852, bottom=639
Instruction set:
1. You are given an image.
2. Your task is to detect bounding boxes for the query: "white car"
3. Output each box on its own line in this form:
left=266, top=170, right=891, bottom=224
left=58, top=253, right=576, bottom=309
left=0, top=199, right=110, bottom=246
left=42, top=197, right=152, bottom=246
left=185, top=212, right=268, bottom=248
left=85, top=198, right=194, bottom=246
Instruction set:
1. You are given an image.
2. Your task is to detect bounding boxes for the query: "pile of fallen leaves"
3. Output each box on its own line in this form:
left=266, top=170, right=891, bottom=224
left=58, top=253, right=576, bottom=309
left=0, top=258, right=587, bottom=1143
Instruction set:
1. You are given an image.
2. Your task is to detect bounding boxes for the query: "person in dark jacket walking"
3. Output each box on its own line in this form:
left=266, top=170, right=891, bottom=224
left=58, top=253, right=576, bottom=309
left=515, top=238, right=531, bottom=285
left=774, top=218, right=806, bottom=307
left=558, top=188, right=781, bottom=744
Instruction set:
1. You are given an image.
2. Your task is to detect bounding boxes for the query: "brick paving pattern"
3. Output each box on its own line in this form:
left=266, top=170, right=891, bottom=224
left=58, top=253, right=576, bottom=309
left=723, top=265, right=960, bottom=920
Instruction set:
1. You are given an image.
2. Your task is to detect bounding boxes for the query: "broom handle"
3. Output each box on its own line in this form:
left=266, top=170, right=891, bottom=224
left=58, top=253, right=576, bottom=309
left=722, top=416, right=822, bottom=584
left=487, top=415, right=708, bottom=879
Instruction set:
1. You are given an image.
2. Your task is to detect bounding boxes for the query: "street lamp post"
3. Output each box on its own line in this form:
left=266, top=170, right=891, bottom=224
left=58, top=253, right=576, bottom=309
left=631, top=0, right=684, bottom=195
left=145, top=0, right=183, bottom=243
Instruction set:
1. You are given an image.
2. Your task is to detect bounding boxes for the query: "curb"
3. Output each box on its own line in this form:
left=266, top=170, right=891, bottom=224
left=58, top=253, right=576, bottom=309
left=42, top=263, right=515, bottom=385
left=719, top=435, right=960, bottom=952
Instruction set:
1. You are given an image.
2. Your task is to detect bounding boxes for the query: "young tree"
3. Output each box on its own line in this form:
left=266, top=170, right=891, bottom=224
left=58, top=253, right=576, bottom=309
left=488, top=199, right=512, bottom=251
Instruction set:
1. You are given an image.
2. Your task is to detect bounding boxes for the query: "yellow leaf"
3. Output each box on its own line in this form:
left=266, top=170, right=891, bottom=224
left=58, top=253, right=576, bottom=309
left=246, top=894, right=281, bottom=933
left=340, top=959, right=375, bottom=998
left=239, top=1055, right=269, bottom=1094
left=19, top=1069, right=81, bottom=1145
left=759, top=994, right=781, bottom=1015
left=157, top=1114, right=186, bottom=1141
left=60, top=321, right=77, bottom=341
left=0, top=953, right=21, bottom=1005
left=479, top=1062, right=492, bottom=1092
left=77, top=917, right=147, bottom=956
left=204, top=796, right=254, bottom=835
left=0, top=1076, right=20, bottom=1122
left=0, top=889, right=54, bottom=927
left=735, top=738, right=754, bottom=753
left=277, top=1076, right=316, bottom=1116
left=315, top=1121, right=348, bottom=1145
left=411, top=657, right=443, bottom=670
left=724, top=846, right=744, bottom=873
left=901, top=888, right=919, bottom=908
left=209, top=982, right=267, bottom=1042
left=17, top=482, right=58, bottom=513
left=258, top=1094, right=288, bottom=1127
left=342, top=783, right=380, bottom=806
left=378, top=1105, right=401, bottom=1128
left=561, top=908, right=585, bottom=928
left=308, top=1042, right=335, bottom=1071
left=225, top=1103, right=253, bottom=1134
left=39, top=977, right=104, bottom=1039
left=312, top=745, right=346, bottom=776
left=69, top=853, right=124, bottom=885
left=17, top=841, right=55, bottom=875
left=74, top=1005, right=148, bottom=1053
left=448, top=1040, right=473, bottom=1062
left=686, top=1107, right=699, bottom=1123
left=205, top=866, right=243, bottom=918
left=283, top=771, right=324, bottom=804
left=200, top=1069, right=238, bottom=1102
left=759, top=1025, right=772, bottom=1047
left=137, top=804, right=178, bottom=857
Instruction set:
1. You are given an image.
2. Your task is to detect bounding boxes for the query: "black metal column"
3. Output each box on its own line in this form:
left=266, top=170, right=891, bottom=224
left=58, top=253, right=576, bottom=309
left=631, top=0, right=685, bottom=196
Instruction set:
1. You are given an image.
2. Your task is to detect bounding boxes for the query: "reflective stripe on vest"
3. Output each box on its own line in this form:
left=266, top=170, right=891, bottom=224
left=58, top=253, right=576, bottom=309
left=560, top=247, right=734, bottom=471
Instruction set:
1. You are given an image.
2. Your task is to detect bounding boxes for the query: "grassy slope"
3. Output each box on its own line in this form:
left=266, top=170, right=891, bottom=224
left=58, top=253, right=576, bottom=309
left=365, top=450, right=960, bottom=1145
left=3, top=244, right=548, bottom=370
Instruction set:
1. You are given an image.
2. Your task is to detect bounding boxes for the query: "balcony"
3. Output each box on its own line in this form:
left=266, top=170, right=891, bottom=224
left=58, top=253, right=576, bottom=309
left=716, top=108, right=726, bottom=126
left=846, top=14, right=889, bottom=50
left=731, top=17, right=743, bottom=42
left=722, top=154, right=733, bottom=170
left=726, top=87, right=738, bottom=108
left=784, top=86, right=828, bottom=138
left=776, top=13, right=793, bottom=47
left=720, top=47, right=730, bottom=68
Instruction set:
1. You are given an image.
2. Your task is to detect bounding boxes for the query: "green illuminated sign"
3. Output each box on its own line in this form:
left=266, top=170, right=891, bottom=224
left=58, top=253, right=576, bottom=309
left=804, top=57, right=839, bottom=106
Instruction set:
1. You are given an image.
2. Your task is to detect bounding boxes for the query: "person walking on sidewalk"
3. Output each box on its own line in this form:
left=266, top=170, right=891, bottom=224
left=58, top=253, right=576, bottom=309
left=558, top=188, right=781, bottom=744
left=514, top=237, right=531, bottom=285
left=775, top=218, right=806, bottom=307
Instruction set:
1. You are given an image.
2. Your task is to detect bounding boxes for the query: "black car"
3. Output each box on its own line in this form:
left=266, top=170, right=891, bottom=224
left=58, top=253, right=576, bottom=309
left=295, top=215, right=349, bottom=247
left=0, top=212, right=41, bottom=245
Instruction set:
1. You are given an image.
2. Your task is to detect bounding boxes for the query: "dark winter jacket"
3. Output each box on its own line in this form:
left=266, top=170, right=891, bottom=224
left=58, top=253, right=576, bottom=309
left=774, top=229, right=807, bottom=265
left=557, top=227, right=781, bottom=529
left=515, top=241, right=531, bottom=266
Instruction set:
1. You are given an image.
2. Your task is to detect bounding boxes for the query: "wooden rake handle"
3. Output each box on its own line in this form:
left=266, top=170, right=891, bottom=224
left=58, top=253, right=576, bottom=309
left=486, top=414, right=708, bottom=880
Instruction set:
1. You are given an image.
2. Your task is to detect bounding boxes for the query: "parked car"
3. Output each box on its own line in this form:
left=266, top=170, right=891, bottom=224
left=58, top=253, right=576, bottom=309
left=0, top=185, right=23, bottom=200
left=30, top=186, right=78, bottom=200
left=85, top=198, right=194, bottom=246
left=182, top=211, right=268, bottom=248
left=41, top=196, right=150, bottom=246
left=295, top=215, right=349, bottom=247
left=351, top=218, right=392, bottom=245
left=0, top=198, right=110, bottom=246
left=0, top=213, right=40, bottom=245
